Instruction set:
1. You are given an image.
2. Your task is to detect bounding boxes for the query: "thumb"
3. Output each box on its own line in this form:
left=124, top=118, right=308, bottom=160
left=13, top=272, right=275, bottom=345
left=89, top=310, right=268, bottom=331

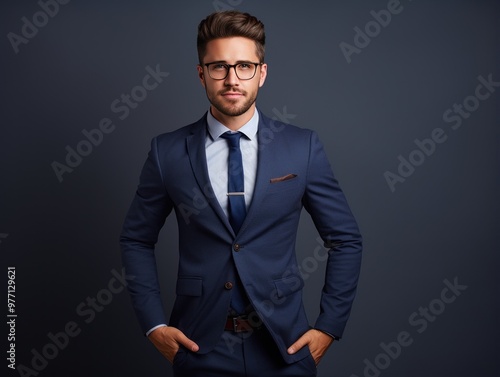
left=175, top=330, right=199, bottom=353
left=287, top=333, right=309, bottom=355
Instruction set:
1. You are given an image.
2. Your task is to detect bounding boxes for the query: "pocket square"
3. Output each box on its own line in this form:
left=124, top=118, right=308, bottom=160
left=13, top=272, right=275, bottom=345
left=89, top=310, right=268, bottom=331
left=270, top=174, right=297, bottom=183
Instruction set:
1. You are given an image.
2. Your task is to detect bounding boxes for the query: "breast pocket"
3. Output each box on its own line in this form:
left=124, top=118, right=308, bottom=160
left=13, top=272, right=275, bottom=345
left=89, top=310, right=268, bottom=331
left=266, top=174, right=301, bottom=195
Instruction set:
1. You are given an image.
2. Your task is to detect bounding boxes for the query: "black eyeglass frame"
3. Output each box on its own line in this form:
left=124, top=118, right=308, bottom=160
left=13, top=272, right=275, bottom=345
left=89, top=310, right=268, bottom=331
left=203, top=62, right=263, bottom=80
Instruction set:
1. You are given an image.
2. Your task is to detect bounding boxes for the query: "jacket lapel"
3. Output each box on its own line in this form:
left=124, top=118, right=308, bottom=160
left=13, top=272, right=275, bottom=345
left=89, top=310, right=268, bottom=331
left=238, top=111, right=273, bottom=235
left=186, top=115, right=234, bottom=235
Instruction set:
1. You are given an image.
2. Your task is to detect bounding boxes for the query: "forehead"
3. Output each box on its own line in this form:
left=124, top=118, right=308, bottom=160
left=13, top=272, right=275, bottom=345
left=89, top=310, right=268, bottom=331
left=203, top=37, right=258, bottom=63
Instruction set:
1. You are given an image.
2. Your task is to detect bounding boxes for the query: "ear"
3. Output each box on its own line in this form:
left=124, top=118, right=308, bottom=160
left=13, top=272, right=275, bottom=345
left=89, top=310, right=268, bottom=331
left=258, top=63, right=268, bottom=88
left=197, top=65, right=206, bottom=88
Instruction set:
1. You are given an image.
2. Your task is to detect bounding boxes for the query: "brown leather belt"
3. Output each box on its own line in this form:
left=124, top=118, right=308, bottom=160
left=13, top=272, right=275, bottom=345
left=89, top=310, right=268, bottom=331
left=224, top=315, right=262, bottom=333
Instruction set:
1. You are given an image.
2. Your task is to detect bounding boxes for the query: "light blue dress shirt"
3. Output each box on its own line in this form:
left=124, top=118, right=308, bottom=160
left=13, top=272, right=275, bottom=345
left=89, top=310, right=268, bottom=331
left=205, top=108, right=259, bottom=216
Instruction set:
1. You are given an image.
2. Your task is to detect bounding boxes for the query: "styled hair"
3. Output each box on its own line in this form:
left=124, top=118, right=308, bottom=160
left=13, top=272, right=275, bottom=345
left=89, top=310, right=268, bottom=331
left=197, top=11, right=265, bottom=64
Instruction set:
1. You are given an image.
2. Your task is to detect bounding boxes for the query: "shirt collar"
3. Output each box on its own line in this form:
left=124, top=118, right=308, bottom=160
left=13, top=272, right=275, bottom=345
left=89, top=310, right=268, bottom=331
left=206, top=108, right=259, bottom=141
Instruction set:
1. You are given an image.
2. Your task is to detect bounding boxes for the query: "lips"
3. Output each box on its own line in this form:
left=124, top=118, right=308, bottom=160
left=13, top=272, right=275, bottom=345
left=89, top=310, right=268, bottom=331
left=221, top=91, right=244, bottom=99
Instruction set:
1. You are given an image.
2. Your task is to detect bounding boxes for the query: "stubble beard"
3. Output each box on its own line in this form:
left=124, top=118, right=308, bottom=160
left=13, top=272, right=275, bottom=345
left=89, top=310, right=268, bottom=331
left=208, top=88, right=258, bottom=117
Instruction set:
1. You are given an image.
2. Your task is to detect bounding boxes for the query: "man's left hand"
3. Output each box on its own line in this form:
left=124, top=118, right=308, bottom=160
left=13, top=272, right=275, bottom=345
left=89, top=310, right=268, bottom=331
left=287, top=329, right=334, bottom=365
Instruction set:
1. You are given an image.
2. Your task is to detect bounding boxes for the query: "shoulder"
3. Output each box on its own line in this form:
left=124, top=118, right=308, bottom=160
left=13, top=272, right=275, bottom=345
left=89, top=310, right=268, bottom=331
left=145, top=114, right=206, bottom=157
left=154, top=114, right=206, bottom=144
left=258, top=110, right=317, bottom=143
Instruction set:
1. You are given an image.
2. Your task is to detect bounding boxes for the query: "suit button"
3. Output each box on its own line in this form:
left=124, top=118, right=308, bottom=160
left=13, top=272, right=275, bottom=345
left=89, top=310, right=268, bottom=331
left=233, top=244, right=241, bottom=252
left=224, top=282, right=233, bottom=290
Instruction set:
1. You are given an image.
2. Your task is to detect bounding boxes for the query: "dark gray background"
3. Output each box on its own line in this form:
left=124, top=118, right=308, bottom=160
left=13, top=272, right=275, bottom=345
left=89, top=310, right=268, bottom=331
left=1, top=0, right=499, bottom=376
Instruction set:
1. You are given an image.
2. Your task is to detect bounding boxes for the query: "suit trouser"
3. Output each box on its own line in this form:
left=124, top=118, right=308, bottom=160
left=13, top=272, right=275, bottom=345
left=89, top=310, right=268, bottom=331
left=172, top=326, right=317, bottom=377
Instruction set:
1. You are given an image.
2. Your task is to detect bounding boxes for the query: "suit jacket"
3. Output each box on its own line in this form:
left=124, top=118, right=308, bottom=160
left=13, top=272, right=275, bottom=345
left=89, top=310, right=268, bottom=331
left=120, top=110, right=362, bottom=364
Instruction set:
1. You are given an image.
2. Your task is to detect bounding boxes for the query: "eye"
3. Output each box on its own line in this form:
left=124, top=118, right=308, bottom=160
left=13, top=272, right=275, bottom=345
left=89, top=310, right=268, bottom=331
left=238, top=63, right=252, bottom=70
left=212, top=64, right=226, bottom=71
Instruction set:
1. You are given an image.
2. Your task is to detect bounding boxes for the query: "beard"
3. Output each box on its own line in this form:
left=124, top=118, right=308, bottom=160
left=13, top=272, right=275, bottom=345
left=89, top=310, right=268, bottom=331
left=207, top=88, right=258, bottom=117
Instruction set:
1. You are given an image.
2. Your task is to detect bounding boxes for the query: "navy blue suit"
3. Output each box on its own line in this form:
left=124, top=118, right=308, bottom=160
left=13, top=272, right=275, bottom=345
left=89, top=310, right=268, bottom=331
left=120, top=110, right=362, bottom=366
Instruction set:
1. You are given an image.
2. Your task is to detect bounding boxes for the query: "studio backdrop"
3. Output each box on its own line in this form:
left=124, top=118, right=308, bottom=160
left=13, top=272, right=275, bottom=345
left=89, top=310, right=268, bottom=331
left=1, top=1, right=499, bottom=376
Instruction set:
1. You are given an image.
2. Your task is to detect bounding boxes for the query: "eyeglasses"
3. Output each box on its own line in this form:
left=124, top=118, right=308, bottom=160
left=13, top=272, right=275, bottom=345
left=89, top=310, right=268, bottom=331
left=204, top=62, right=263, bottom=80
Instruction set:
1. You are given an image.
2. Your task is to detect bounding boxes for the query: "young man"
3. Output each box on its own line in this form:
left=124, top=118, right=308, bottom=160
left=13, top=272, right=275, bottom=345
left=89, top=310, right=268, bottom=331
left=120, top=11, right=362, bottom=377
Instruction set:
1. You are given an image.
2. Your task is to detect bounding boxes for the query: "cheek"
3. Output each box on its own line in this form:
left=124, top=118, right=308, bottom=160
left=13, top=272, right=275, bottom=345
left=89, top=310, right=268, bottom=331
left=205, top=81, right=218, bottom=93
left=254, top=79, right=264, bottom=91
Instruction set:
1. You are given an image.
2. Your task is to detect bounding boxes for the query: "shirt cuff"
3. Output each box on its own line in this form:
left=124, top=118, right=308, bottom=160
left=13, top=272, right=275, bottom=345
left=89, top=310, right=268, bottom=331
left=145, top=324, right=168, bottom=337
left=315, top=328, right=340, bottom=341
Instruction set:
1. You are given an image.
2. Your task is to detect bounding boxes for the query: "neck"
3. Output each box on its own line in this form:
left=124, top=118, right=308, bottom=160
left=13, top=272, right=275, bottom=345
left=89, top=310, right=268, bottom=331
left=210, top=105, right=256, bottom=131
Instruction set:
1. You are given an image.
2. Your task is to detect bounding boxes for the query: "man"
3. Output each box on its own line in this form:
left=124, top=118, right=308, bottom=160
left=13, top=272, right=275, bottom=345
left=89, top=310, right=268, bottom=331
left=120, top=10, right=362, bottom=377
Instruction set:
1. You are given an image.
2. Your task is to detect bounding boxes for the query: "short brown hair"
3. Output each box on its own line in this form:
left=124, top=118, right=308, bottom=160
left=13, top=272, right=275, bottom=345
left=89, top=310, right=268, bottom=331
left=197, top=11, right=265, bottom=64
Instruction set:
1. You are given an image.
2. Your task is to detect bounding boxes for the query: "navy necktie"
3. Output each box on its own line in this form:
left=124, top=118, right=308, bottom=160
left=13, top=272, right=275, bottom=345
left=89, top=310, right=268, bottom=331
left=220, top=131, right=248, bottom=313
left=220, top=132, right=247, bottom=234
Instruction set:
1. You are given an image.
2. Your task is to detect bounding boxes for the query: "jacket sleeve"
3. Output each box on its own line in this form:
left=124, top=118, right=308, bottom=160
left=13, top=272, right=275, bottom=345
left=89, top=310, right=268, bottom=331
left=302, top=131, right=362, bottom=339
left=119, top=137, right=173, bottom=334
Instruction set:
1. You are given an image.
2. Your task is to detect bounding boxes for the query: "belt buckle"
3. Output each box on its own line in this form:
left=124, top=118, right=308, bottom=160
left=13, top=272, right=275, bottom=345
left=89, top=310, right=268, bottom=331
left=232, top=316, right=248, bottom=333
left=233, top=316, right=242, bottom=333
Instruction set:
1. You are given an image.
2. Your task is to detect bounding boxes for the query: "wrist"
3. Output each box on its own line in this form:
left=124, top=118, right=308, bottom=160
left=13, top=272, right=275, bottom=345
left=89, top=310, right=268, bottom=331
left=146, top=324, right=168, bottom=337
left=314, top=327, right=339, bottom=341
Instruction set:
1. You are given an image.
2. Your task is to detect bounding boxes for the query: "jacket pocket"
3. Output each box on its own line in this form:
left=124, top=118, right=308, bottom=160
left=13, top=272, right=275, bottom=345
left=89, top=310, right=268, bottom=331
left=176, top=277, right=202, bottom=296
left=265, top=177, right=301, bottom=195
left=270, top=173, right=297, bottom=183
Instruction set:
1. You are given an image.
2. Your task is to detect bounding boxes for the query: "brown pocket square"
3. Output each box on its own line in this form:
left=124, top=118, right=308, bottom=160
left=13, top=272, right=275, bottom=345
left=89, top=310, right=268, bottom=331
left=270, top=174, right=297, bottom=183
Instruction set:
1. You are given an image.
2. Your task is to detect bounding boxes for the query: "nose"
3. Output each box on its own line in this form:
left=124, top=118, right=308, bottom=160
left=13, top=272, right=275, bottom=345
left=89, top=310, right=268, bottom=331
left=224, top=66, right=239, bottom=86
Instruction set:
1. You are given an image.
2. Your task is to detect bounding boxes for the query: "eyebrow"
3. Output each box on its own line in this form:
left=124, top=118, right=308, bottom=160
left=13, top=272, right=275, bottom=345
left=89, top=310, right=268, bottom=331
left=206, top=60, right=256, bottom=64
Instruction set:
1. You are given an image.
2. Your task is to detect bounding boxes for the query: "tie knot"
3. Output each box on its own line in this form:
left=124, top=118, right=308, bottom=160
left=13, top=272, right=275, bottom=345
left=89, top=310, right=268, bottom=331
left=220, top=131, right=242, bottom=148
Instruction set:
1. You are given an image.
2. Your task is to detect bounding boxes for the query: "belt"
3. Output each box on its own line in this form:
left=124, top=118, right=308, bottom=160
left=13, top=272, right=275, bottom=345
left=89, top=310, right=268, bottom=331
left=224, top=315, right=262, bottom=333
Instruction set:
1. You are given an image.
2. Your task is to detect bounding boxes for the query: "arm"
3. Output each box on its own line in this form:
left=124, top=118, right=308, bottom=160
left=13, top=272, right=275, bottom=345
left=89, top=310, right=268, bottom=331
left=120, top=137, right=172, bottom=332
left=120, top=137, right=199, bottom=361
left=289, top=131, right=362, bottom=363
